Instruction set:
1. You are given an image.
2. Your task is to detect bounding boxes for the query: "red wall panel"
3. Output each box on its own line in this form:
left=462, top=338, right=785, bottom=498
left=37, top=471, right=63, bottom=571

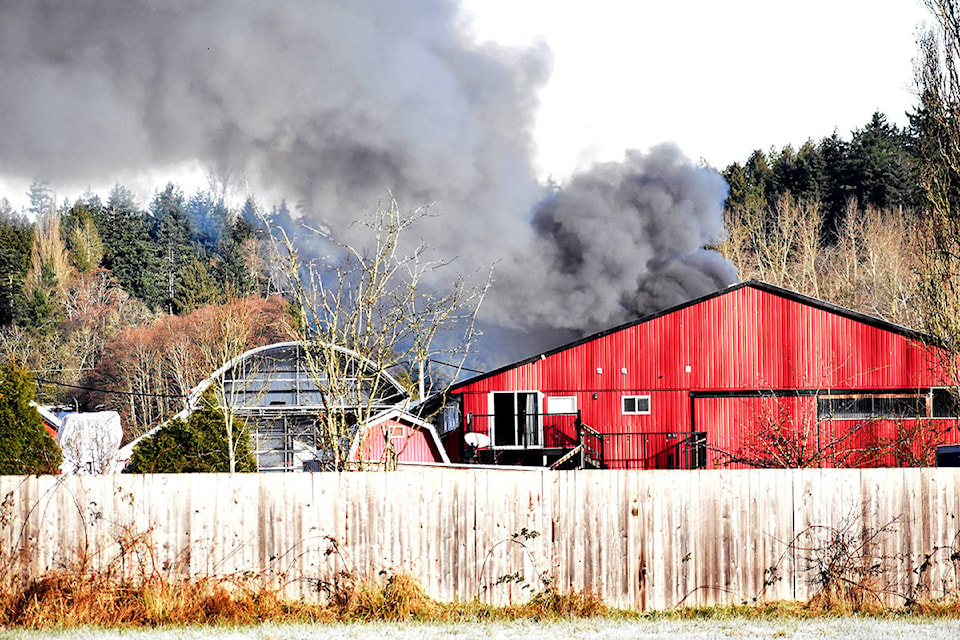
left=356, top=419, right=444, bottom=464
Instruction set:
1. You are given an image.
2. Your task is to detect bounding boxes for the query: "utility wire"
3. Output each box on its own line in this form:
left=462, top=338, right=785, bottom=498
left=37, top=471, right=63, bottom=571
left=428, top=359, right=486, bottom=374
left=34, top=377, right=188, bottom=400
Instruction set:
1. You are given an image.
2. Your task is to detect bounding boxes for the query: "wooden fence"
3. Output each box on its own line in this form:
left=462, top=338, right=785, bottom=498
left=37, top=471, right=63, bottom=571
left=1, top=468, right=959, bottom=610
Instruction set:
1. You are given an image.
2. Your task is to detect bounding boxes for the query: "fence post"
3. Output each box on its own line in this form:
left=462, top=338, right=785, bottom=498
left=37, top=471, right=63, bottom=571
left=577, top=411, right=585, bottom=469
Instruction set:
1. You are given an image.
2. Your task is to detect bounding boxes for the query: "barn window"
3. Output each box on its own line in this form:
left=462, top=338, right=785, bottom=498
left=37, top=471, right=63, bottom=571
left=817, top=393, right=928, bottom=421
left=622, top=395, right=651, bottom=415
left=440, top=401, right=461, bottom=434
left=546, top=396, right=577, bottom=414
left=933, top=388, right=960, bottom=418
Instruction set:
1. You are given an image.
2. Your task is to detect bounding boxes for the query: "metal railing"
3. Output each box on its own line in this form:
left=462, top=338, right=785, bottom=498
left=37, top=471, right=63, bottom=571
left=463, top=412, right=580, bottom=449
left=463, top=411, right=707, bottom=470
left=578, top=422, right=604, bottom=467
left=592, top=431, right=707, bottom=470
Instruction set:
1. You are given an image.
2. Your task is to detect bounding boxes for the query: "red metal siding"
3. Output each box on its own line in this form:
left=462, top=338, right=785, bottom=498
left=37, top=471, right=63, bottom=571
left=356, top=419, right=444, bottom=464
left=452, top=284, right=956, bottom=468
left=695, top=395, right=820, bottom=469
left=695, top=394, right=960, bottom=469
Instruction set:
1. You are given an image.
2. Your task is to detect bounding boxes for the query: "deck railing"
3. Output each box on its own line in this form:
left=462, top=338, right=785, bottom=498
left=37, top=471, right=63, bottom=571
left=593, top=430, right=707, bottom=469
left=463, top=411, right=707, bottom=469
left=463, top=412, right=580, bottom=449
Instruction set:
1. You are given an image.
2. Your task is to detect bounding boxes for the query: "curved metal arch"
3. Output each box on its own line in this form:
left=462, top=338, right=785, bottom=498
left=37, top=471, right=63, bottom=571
left=186, top=340, right=410, bottom=412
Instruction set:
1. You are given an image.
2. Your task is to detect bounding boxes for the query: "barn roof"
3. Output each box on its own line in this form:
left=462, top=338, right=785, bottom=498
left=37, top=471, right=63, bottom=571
left=452, top=279, right=932, bottom=390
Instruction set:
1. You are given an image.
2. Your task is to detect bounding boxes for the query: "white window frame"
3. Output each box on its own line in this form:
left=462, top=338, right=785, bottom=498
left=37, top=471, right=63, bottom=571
left=622, top=394, right=651, bottom=415
left=488, top=390, right=544, bottom=449
left=546, top=395, right=577, bottom=415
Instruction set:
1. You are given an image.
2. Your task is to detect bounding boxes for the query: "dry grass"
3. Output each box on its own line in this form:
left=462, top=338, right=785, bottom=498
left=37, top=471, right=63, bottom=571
left=0, top=572, right=332, bottom=629
left=0, top=569, right=616, bottom=629
left=3, top=568, right=960, bottom=630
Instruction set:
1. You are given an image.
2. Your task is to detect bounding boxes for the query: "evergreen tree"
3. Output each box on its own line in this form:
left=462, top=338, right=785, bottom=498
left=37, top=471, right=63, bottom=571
left=22, top=285, right=61, bottom=336
left=96, top=184, right=163, bottom=308
left=0, top=362, right=62, bottom=474
left=723, top=112, right=917, bottom=237
left=0, top=202, right=34, bottom=326
left=214, top=215, right=262, bottom=297
left=26, top=178, right=55, bottom=220
left=818, top=132, right=854, bottom=233
left=723, top=149, right=775, bottom=212
left=128, top=397, right=256, bottom=473
left=174, top=259, right=221, bottom=313
left=64, top=201, right=104, bottom=274
left=744, top=149, right=773, bottom=209
left=847, top=112, right=916, bottom=211
left=186, top=189, right=229, bottom=249
left=151, top=184, right=197, bottom=313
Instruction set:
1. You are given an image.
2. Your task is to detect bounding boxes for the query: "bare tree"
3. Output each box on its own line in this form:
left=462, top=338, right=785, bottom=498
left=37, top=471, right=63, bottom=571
left=185, top=296, right=290, bottom=471
left=262, top=195, right=488, bottom=470
left=913, top=0, right=960, bottom=398
left=720, top=194, right=824, bottom=294
left=77, top=295, right=288, bottom=447
left=712, top=396, right=875, bottom=469
left=712, top=392, right=950, bottom=469
left=721, top=197, right=921, bottom=329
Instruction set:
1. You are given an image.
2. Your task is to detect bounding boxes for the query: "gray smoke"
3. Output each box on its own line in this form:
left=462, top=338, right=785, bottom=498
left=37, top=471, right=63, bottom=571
left=0, top=0, right=736, bottom=346
left=0, top=0, right=546, bottom=259
left=486, top=145, right=736, bottom=334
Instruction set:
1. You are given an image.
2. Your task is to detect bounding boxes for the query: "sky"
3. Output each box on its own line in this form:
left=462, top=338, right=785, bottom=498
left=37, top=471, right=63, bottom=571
left=461, top=0, right=931, bottom=178
left=0, top=0, right=933, bottom=210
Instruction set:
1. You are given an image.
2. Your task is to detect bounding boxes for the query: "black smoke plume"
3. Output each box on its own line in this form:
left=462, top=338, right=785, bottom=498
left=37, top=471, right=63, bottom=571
left=486, top=144, right=735, bottom=335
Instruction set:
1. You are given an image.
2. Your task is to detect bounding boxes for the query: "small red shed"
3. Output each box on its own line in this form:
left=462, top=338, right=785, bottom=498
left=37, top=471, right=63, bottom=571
left=447, top=281, right=960, bottom=469
left=350, top=408, right=450, bottom=467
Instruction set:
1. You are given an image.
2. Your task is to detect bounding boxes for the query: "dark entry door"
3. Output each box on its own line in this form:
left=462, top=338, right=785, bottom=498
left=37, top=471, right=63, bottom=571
left=492, top=392, right=540, bottom=447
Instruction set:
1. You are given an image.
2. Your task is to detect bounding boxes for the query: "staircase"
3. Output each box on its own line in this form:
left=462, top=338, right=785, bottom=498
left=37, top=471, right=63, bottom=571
left=549, top=422, right=604, bottom=470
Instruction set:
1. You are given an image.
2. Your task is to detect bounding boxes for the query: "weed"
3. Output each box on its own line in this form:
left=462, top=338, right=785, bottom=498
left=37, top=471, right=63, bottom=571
left=478, top=528, right=550, bottom=599
left=521, top=586, right=608, bottom=618
left=783, top=514, right=902, bottom=614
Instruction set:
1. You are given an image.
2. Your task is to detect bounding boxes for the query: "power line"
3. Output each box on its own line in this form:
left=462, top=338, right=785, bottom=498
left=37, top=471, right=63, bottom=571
left=34, top=359, right=484, bottom=401
left=34, top=377, right=187, bottom=400
left=428, top=359, right=486, bottom=375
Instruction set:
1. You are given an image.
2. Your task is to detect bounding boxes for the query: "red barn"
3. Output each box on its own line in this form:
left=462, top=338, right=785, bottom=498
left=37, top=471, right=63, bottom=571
left=447, top=281, right=960, bottom=469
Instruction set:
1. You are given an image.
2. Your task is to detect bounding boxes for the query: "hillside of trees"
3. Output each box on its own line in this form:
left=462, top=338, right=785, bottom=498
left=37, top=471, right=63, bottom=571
left=717, top=111, right=924, bottom=330
left=0, top=183, right=294, bottom=442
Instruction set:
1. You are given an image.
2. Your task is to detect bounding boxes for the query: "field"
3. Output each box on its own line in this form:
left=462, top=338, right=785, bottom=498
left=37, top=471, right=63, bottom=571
left=4, top=618, right=960, bottom=640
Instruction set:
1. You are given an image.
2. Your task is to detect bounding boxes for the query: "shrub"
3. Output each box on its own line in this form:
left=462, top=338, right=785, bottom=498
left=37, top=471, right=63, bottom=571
left=128, top=396, right=256, bottom=473
left=0, top=362, right=61, bottom=474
